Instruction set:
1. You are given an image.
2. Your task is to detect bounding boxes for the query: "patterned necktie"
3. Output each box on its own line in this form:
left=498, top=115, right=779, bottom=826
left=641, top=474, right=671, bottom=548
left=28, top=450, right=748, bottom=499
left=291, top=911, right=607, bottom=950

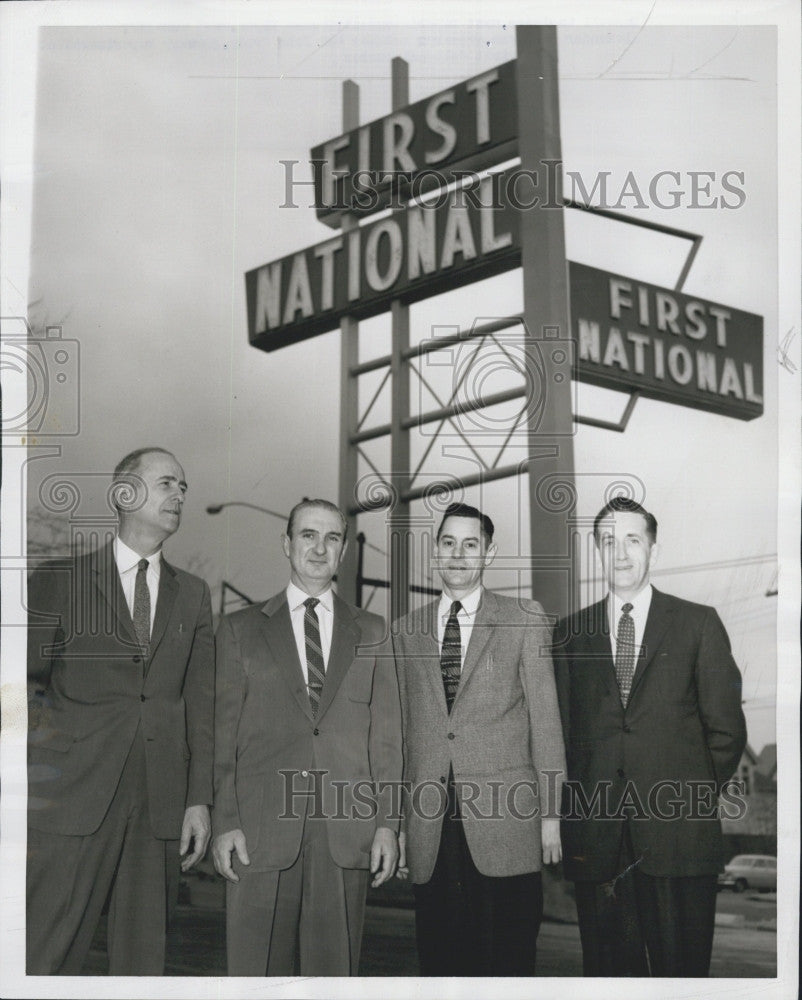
left=304, top=597, right=326, bottom=715
left=614, top=602, right=635, bottom=706
left=440, top=600, right=462, bottom=712
left=132, top=558, right=151, bottom=656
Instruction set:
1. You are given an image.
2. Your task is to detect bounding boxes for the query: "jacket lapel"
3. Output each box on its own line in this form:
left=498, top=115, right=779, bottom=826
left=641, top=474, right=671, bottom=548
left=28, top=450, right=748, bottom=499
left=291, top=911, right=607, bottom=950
left=583, top=599, right=618, bottom=694
left=315, top=594, right=360, bottom=720
left=91, top=542, right=138, bottom=648
left=452, top=588, right=495, bottom=707
left=259, top=592, right=315, bottom=721
left=629, top=587, right=674, bottom=700
left=418, top=599, right=448, bottom=714
left=147, top=558, right=178, bottom=665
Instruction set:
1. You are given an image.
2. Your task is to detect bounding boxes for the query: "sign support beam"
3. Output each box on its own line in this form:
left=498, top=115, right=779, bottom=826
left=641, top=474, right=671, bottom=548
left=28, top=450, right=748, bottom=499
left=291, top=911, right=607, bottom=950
left=516, top=25, right=577, bottom=619
left=337, top=79, right=360, bottom=603
left=389, top=57, right=412, bottom=623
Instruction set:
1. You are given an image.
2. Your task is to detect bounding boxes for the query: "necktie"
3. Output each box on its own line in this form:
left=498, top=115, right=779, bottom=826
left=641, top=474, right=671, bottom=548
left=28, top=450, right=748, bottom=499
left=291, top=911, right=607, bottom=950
left=614, top=602, right=635, bottom=706
left=133, top=558, right=151, bottom=656
left=440, top=600, right=462, bottom=712
left=304, top=597, right=326, bottom=715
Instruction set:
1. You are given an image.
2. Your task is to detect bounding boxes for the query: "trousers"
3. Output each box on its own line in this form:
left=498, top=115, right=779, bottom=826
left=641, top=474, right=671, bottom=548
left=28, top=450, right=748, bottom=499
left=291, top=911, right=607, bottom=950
left=226, top=812, right=369, bottom=976
left=27, top=729, right=174, bottom=975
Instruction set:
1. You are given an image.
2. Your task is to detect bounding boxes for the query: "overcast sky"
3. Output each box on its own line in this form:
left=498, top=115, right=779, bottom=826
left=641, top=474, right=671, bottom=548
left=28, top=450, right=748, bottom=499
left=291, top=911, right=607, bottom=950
left=1, top=3, right=799, bottom=998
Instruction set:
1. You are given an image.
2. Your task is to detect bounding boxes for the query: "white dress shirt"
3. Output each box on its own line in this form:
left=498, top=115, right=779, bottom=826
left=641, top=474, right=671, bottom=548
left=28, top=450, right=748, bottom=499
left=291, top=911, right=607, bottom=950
left=287, top=582, right=334, bottom=686
left=608, top=584, right=653, bottom=660
left=114, top=535, right=161, bottom=633
left=437, top=585, right=482, bottom=670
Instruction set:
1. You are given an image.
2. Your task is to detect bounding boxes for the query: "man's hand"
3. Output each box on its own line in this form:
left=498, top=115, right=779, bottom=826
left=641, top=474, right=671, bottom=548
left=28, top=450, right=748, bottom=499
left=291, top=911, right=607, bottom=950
left=396, top=830, right=408, bottom=880
left=179, top=804, right=211, bottom=872
left=212, top=829, right=250, bottom=883
left=369, top=827, right=398, bottom=888
left=541, top=817, right=562, bottom=866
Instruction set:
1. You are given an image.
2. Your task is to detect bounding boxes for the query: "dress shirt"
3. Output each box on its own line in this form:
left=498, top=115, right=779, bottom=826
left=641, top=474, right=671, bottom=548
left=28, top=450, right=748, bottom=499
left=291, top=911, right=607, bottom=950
left=114, top=535, right=161, bottom=633
left=287, top=582, right=334, bottom=686
left=608, top=584, right=653, bottom=661
left=436, top=586, right=482, bottom=670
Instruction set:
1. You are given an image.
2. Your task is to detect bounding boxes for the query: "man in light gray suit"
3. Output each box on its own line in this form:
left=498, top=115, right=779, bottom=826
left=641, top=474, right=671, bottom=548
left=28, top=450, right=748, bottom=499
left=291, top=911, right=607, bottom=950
left=391, top=502, right=566, bottom=976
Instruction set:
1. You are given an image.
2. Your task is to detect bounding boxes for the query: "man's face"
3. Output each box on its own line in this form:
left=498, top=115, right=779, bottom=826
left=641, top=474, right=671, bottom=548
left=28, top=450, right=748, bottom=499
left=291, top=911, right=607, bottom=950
left=596, top=510, right=656, bottom=599
left=282, top=506, right=346, bottom=596
left=123, top=451, right=187, bottom=545
left=433, top=515, right=497, bottom=598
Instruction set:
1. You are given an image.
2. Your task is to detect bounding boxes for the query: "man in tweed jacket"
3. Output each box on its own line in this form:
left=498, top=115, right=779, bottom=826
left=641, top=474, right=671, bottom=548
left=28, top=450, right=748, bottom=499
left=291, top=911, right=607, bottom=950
left=390, top=502, right=566, bottom=976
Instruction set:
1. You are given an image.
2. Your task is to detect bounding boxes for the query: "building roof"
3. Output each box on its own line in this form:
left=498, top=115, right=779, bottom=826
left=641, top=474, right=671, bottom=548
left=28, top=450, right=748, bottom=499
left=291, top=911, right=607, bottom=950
left=755, top=743, right=777, bottom=778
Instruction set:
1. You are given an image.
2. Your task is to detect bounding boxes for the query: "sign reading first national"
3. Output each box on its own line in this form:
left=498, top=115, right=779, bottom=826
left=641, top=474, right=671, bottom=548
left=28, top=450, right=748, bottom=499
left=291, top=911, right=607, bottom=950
left=244, top=183, right=764, bottom=421
left=246, top=49, right=764, bottom=424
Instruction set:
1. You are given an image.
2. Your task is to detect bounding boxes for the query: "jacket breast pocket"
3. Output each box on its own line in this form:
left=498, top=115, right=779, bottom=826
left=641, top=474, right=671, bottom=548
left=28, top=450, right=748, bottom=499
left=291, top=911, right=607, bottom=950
left=346, top=661, right=374, bottom=702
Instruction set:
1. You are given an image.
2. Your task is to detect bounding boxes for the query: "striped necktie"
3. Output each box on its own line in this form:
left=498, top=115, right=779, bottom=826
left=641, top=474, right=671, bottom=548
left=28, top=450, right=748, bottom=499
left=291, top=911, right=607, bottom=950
left=440, top=600, right=462, bottom=712
left=303, top=597, right=326, bottom=715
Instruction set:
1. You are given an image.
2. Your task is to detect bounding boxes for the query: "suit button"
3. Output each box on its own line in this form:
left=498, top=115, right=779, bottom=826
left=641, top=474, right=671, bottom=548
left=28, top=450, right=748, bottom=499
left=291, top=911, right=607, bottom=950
left=140, top=695, right=146, bottom=702
left=617, top=767, right=625, bottom=778
left=447, top=732, right=455, bottom=740
left=301, top=770, right=309, bottom=778
left=440, top=776, right=447, bottom=784
left=133, top=656, right=141, bottom=664
left=313, top=728, right=319, bottom=736
left=623, top=725, right=631, bottom=733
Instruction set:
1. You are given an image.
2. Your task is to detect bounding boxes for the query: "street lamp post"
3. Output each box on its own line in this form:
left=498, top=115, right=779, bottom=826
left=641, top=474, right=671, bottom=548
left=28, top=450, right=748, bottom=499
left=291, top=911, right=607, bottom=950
left=206, top=501, right=287, bottom=523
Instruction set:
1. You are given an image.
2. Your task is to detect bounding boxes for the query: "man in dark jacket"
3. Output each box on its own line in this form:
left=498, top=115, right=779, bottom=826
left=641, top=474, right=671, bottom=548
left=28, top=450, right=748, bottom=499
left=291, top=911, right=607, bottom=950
left=554, top=496, right=746, bottom=977
left=27, top=447, right=214, bottom=975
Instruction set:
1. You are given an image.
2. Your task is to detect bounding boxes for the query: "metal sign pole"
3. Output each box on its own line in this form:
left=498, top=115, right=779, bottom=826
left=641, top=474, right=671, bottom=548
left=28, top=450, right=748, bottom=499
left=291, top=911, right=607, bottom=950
left=337, top=79, right=360, bottom=603
left=389, top=57, right=412, bottom=623
left=516, top=26, right=577, bottom=620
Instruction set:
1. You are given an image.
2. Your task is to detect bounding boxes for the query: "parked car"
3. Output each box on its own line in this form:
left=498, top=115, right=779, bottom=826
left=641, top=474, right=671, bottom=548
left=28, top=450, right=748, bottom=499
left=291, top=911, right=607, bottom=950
left=717, top=854, right=777, bottom=892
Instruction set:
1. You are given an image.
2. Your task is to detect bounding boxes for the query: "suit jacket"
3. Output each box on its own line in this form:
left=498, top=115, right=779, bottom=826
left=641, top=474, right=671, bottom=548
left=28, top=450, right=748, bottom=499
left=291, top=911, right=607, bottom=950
left=27, top=541, right=215, bottom=839
left=212, top=590, right=402, bottom=873
left=553, top=588, right=747, bottom=882
left=392, top=589, right=566, bottom=883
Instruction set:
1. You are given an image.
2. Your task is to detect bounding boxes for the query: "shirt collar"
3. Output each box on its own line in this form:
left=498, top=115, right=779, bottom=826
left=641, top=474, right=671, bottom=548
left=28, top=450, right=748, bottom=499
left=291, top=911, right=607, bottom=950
left=287, top=581, right=334, bottom=615
left=439, top=585, right=482, bottom=619
left=609, top=583, right=653, bottom=620
left=114, top=535, right=162, bottom=574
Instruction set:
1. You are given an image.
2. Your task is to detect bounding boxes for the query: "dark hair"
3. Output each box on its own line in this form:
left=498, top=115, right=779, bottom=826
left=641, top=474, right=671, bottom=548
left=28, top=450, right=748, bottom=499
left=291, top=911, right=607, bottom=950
left=436, top=502, right=495, bottom=545
left=593, top=496, right=658, bottom=544
left=286, top=499, right=348, bottom=541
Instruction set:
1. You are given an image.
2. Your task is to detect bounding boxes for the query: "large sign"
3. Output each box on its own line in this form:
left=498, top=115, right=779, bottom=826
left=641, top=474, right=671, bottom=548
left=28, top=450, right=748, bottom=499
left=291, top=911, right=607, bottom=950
left=570, top=262, right=764, bottom=421
left=251, top=51, right=764, bottom=425
left=246, top=190, right=763, bottom=421
left=247, top=177, right=520, bottom=351
left=310, top=60, right=517, bottom=227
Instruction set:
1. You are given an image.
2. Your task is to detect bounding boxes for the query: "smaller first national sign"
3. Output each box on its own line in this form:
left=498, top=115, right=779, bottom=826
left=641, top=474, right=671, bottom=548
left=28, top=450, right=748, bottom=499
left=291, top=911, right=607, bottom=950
left=570, top=262, right=763, bottom=421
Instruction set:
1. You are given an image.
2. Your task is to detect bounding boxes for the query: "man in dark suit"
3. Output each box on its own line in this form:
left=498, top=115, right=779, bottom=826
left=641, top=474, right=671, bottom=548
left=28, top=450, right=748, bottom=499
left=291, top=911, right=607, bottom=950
left=26, top=447, right=215, bottom=975
left=554, top=496, right=747, bottom=977
left=391, top=502, right=566, bottom=976
left=211, top=498, right=401, bottom=976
